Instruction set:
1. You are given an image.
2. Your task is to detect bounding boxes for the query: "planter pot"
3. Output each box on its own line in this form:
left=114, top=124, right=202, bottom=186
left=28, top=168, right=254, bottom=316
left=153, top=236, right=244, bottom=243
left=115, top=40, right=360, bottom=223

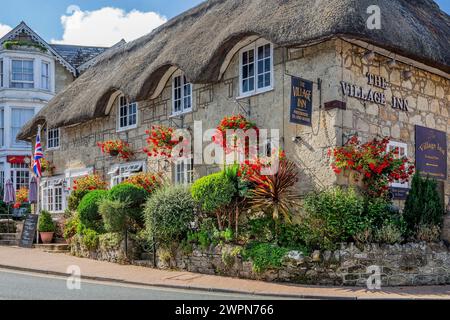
left=40, top=232, right=54, bottom=244
left=109, top=150, right=120, bottom=157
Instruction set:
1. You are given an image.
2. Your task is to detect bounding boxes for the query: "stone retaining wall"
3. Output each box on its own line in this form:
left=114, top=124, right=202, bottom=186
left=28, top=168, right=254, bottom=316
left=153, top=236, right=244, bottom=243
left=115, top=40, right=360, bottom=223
left=157, top=242, right=450, bottom=287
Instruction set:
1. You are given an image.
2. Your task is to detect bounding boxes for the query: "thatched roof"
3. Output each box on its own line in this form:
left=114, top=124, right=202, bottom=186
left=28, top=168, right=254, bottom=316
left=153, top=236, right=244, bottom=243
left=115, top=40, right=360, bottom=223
left=18, top=0, right=450, bottom=140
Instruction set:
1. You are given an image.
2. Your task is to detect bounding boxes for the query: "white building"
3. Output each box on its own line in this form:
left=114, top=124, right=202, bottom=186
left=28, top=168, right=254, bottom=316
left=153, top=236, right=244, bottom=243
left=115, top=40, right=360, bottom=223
left=0, top=22, right=109, bottom=192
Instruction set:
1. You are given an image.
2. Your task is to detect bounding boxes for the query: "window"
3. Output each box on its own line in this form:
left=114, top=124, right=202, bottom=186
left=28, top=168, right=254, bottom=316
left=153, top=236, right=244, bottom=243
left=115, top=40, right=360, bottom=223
left=42, top=179, right=64, bottom=213
left=11, top=163, right=30, bottom=190
left=11, top=59, right=34, bottom=89
left=0, top=59, right=3, bottom=87
left=11, top=108, right=34, bottom=146
left=109, top=162, right=144, bottom=186
left=172, top=74, right=192, bottom=115
left=175, top=158, right=194, bottom=185
left=0, top=109, right=4, bottom=147
left=239, top=41, right=273, bottom=97
left=118, top=96, right=138, bottom=131
left=388, top=141, right=408, bottom=188
left=0, top=163, right=4, bottom=193
left=47, top=128, right=60, bottom=149
left=41, top=62, right=50, bottom=90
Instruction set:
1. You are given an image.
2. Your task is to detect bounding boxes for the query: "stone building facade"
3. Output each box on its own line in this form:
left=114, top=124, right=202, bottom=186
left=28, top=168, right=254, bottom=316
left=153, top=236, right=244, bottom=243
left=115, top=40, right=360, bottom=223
left=38, top=37, right=449, bottom=218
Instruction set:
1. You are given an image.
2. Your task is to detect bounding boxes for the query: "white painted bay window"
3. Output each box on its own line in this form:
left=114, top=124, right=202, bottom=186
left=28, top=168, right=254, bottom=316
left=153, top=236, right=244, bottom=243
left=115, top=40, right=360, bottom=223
left=118, top=96, right=138, bottom=131
left=11, top=59, right=34, bottom=89
left=11, top=108, right=34, bottom=146
left=109, top=162, right=144, bottom=186
left=47, top=127, right=60, bottom=149
left=388, top=141, right=408, bottom=188
left=175, top=158, right=194, bottom=185
left=10, top=163, right=30, bottom=190
left=172, top=72, right=192, bottom=115
left=239, top=41, right=273, bottom=97
left=41, top=178, right=64, bottom=213
left=41, top=61, right=50, bottom=90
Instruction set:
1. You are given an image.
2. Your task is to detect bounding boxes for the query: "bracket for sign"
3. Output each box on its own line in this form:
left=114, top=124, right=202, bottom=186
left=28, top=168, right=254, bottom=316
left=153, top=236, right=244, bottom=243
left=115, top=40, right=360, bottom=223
left=233, top=99, right=251, bottom=117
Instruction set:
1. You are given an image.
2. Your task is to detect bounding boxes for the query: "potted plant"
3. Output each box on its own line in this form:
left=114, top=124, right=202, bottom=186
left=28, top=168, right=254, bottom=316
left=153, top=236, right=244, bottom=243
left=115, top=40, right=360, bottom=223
left=97, top=140, right=133, bottom=160
left=38, top=210, right=56, bottom=244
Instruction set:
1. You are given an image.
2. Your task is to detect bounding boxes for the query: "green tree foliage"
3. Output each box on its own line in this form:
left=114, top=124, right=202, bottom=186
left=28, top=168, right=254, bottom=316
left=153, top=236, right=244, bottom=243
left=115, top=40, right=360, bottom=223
left=68, top=190, right=89, bottom=212
left=109, top=184, right=148, bottom=225
left=403, top=173, right=444, bottom=234
left=191, top=172, right=236, bottom=213
left=98, top=198, right=130, bottom=233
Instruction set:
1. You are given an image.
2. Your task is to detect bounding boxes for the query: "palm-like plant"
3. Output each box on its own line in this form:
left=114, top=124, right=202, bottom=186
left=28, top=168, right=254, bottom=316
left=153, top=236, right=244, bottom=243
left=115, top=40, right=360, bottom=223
left=249, top=159, right=301, bottom=222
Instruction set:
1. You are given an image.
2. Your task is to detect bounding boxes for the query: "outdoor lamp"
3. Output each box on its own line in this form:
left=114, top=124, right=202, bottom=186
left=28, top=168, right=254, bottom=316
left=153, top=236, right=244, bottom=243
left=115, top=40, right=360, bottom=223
left=387, top=59, right=398, bottom=69
left=402, top=70, right=413, bottom=80
left=363, top=50, right=375, bottom=62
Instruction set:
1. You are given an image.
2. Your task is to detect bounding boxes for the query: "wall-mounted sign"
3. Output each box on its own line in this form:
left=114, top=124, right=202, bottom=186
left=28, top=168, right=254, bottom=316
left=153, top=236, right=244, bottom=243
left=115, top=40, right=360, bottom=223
left=389, top=187, right=409, bottom=200
left=340, top=73, right=409, bottom=112
left=7, top=155, right=31, bottom=164
left=415, top=125, right=447, bottom=181
left=290, top=76, right=313, bottom=126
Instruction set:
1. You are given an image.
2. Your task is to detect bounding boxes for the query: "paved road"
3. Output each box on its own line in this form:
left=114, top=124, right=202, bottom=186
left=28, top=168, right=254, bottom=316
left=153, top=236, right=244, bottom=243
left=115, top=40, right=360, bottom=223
left=0, top=269, right=287, bottom=300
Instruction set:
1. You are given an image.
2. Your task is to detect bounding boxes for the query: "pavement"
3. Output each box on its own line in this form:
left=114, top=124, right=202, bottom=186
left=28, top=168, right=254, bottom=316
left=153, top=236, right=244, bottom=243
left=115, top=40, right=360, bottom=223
left=0, top=246, right=449, bottom=300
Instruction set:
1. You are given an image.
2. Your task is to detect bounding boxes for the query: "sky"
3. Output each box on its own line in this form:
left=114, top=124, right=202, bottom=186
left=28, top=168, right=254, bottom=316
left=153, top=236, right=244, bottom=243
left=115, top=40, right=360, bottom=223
left=0, top=0, right=448, bottom=47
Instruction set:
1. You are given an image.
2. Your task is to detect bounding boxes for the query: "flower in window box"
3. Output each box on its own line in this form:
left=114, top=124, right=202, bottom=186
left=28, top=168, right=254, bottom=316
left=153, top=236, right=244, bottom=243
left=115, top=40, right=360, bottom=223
left=97, top=140, right=134, bottom=160
left=123, top=172, right=162, bottom=193
left=72, top=175, right=107, bottom=192
left=328, top=135, right=415, bottom=197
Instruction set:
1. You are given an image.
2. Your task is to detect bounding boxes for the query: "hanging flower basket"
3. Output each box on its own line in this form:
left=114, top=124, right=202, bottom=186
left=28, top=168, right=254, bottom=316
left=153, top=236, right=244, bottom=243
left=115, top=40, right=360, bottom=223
left=97, top=140, right=133, bottom=160
left=40, top=158, right=55, bottom=175
left=14, top=187, right=29, bottom=208
left=143, top=125, right=181, bottom=158
left=212, top=114, right=259, bottom=155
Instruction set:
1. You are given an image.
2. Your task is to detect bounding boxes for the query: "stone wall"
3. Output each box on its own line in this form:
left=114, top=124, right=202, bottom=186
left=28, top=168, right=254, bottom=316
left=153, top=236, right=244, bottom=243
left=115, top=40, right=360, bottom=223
left=156, top=242, right=450, bottom=287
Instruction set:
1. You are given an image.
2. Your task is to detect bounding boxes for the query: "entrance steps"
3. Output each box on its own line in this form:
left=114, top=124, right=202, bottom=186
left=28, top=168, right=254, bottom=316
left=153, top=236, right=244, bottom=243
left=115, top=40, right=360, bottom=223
left=33, top=243, right=70, bottom=254
left=0, top=233, right=19, bottom=246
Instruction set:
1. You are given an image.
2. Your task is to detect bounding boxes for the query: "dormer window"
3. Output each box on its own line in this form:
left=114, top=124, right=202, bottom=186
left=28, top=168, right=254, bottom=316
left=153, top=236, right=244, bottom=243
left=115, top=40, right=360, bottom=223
left=117, top=95, right=138, bottom=131
left=239, top=40, right=273, bottom=98
left=11, top=59, right=34, bottom=89
left=172, top=72, right=192, bottom=115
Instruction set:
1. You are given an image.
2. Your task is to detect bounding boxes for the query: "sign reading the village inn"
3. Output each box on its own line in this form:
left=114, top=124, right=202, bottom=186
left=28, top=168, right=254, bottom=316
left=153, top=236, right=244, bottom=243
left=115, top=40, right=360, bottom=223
left=341, top=73, right=409, bottom=111
left=415, top=126, right=447, bottom=181
left=290, top=76, right=313, bottom=126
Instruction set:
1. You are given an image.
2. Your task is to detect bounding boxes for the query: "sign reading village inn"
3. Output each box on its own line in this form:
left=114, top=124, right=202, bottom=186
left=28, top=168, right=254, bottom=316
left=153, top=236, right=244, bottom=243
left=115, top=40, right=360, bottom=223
left=341, top=73, right=409, bottom=111
left=290, top=76, right=313, bottom=126
left=415, top=126, right=447, bottom=181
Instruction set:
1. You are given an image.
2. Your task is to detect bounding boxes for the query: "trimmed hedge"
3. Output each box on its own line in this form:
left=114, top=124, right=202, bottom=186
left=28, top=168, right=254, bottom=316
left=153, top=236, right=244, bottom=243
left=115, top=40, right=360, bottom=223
left=191, top=172, right=236, bottom=213
left=78, top=190, right=108, bottom=232
left=109, top=184, right=148, bottom=225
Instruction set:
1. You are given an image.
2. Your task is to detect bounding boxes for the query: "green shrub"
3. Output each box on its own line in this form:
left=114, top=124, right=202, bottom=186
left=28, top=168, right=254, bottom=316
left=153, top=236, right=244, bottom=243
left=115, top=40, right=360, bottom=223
left=191, top=172, right=236, bottom=213
left=98, top=198, right=130, bottom=233
left=365, top=198, right=393, bottom=228
left=109, top=184, right=148, bottom=225
left=375, top=223, right=403, bottom=244
left=63, top=213, right=81, bottom=240
left=242, top=242, right=289, bottom=273
left=81, top=228, right=99, bottom=250
left=187, top=218, right=235, bottom=249
left=416, top=224, right=441, bottom=242
left=68, top=190, right=89, bottom=212
left=144, top=185, right=196, bottom=249
left=404, top=173, right=444, bottom=234
left=302, top=187, right=367, bottom=250
left=38, top=210, right=56, bottom=232
left=77, top=190, right=108, bottom=232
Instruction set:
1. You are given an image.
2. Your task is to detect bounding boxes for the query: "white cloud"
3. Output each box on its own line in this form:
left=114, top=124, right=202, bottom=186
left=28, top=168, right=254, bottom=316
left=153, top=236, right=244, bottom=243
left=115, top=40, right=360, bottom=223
left=0, top=23, right=12, bottom=38
left=51, top=6, right=167, bottom=47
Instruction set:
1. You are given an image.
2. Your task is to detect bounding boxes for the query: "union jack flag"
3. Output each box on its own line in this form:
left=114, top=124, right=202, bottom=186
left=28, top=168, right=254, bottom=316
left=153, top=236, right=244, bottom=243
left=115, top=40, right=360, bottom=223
left=33, top=127, right=44, bottom=178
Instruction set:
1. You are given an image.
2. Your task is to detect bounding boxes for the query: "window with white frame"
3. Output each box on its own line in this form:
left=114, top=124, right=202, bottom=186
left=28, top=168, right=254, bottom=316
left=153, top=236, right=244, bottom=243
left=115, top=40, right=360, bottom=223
left=172, top=73, right=192, bottom=115
left=0, top=163, right=4, bottom=193
left=175, top=158, right=194, bottom=185
left=65, top=167, right=94, bottom=191
left=47, top=128, right=60, bottom=149
left=41, top=61, right=50, bottom=90
left=239, top=41, right=273, bottom=97
left=10, top=163, right=30, bottom=190
left=42, top=179, right=64, bottom=213
left=388, top=141, right=408, bottom=188
left=118, top=96, right=138, bottom=131
left=0, top=109, right=4, bottom=147
left=0, top=59, right=3, bottom=87
left=11, top=59, right=34, bottom=89
left=11, top=108, right=34, bottom=146
left=109, top=162, right=144, bottom=186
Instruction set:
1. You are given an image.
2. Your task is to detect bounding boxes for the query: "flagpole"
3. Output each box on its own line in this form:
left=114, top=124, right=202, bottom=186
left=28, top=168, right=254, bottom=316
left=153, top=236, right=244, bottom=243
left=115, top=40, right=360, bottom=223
left=35, top=125, right=41, bottom=245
